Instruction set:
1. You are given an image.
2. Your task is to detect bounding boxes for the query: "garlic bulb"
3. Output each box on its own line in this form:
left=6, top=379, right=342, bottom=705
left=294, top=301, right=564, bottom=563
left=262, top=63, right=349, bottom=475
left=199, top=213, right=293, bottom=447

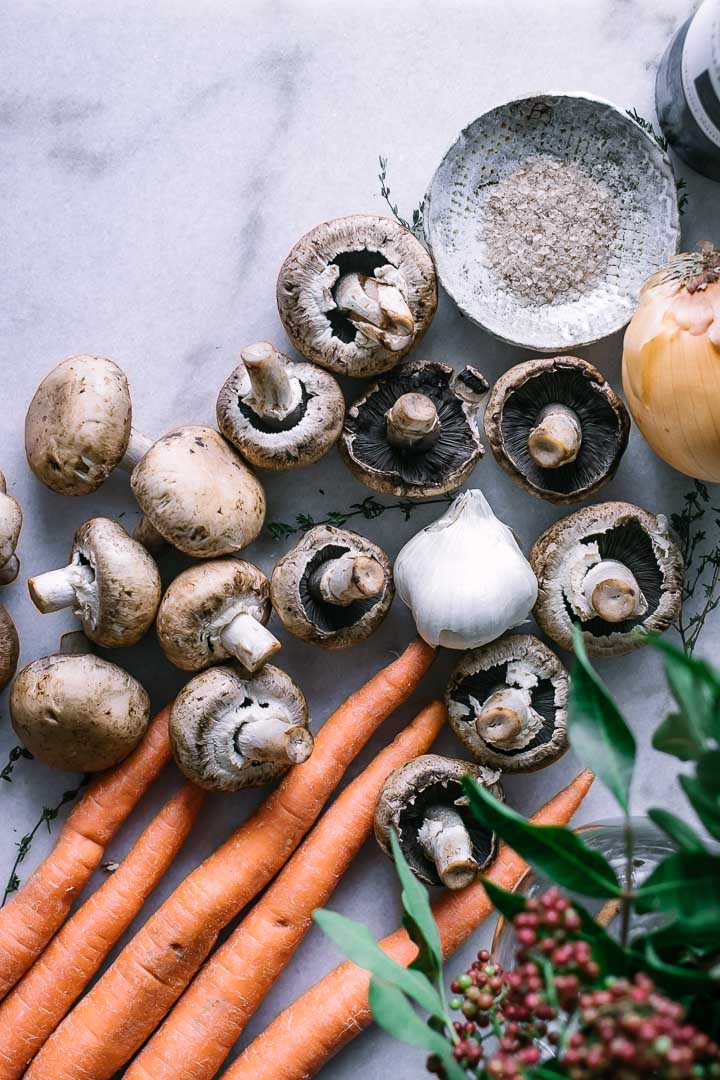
left=394, top=489, right=538, bottom=649
left=623, top=243, right=720, bottom=481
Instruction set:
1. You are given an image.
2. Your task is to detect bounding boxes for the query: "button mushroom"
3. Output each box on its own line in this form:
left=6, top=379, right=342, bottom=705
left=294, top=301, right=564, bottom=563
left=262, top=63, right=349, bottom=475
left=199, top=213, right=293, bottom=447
left=270, top=524, right=393, bottom=648
left=169, top=663, right=312, bottom=791
left=484, top=357, right=631, bottom=503
left=156, top=558, right=280, bottom=673
left=216, top=341, right=345, bottom=470
left=0, top=471, right=22, bottom=585
left=0, top=605, right=19, bottom=691
left=445, top=634, right=569, bottom=772
left=10, top=639, right=150, bottom=771
left=340, top=359, right=488, bottom=498
left=374, top=754, right=503, bottom=889
left=531, top=501, right=684, bottom=657
left=277, top=214, right=437, bottom=377
left=25, top=355, right=153, bottom=496
left=27, top=518, right=161, bottom=649
left=130, top=426, right=266, bottom=558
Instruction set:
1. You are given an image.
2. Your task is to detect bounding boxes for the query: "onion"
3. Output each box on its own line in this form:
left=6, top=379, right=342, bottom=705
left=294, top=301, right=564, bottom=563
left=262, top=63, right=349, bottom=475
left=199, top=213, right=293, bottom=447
left=622, top=243, right=720, bottom=482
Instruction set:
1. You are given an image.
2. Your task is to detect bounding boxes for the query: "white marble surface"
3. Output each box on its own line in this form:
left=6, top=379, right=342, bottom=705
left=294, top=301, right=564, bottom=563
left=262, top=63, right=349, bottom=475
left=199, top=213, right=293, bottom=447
left=1, top=1, right=719, bottom=1076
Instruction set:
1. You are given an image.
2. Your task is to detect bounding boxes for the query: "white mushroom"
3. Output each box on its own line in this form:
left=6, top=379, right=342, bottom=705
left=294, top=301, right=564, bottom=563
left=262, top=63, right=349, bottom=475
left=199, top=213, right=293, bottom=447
left=0, top=605, right=19, bottom=691
left=0, top=472, right=22, bottom=585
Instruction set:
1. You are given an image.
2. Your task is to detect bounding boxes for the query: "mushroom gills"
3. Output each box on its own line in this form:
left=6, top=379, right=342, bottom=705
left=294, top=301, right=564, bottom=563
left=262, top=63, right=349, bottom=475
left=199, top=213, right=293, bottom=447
left=239, top=342, right=305, bottom=428
left=418, top=805, right=478, bottom=890
left=563, top=526, right=659, bottom=634
left=234, top=712, right=314, bottom=765
left=308, top=552, right=385, bottom=607
left=451, top=663, right=559, bottom=757
left=217, top=611, right=281, bottom=673
left=527, top=404, right=582, bottom=469
left=28, top=561, right=95, bottom=614
left=300, top=544, right=384, bottom=632
left=386, top=393, right=440, bottom=453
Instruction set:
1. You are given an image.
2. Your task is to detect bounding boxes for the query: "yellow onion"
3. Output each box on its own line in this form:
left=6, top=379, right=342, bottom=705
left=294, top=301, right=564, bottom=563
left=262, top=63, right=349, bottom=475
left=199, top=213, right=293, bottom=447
left=622, top=242, right=720, bottom=481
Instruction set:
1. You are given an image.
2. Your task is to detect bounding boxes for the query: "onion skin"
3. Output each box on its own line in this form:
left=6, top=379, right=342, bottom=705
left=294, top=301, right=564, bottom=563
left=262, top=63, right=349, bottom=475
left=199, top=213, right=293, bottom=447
left=622, top=252, right=720, bottom=482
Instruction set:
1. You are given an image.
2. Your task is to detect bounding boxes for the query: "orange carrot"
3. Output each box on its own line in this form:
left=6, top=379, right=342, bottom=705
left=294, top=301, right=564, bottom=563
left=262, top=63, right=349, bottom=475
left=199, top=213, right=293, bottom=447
left=0, top=706, right=172, bottom=1000
left=228, top=769, right=595, bottom=1080
left=127, top=700, right=447, bottom=1080
left=0, top=781, right=204, bottom=1079
left=26, top=638, right=435, bottom=1080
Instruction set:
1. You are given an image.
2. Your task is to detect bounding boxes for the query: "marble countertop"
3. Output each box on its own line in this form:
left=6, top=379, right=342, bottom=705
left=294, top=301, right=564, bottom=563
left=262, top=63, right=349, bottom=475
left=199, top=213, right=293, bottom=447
left=1, top=1, right=719, bottom=1076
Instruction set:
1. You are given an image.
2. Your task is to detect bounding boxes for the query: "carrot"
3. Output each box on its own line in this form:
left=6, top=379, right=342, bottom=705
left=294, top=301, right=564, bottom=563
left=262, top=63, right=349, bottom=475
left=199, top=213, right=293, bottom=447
left=0, top=705, right=172, bottom=1000
left=228, top=768, right=595, bottom=1080
left=127, top=700, right=447, bottom=1080
left=0, top=781, right=204, bottom=1079
left=25, top=638, right=435, bottom=1080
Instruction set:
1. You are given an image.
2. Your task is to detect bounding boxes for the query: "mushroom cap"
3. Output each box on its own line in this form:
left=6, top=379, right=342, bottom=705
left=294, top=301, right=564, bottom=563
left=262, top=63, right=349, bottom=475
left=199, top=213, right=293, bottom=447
left=66, top=518, right=161, bottom=648
left=340, top=359, right=487, bottom=498
left=169, top=663, right=309, bottom=791
left=445, top=634, right=569, bottom=771
left=130, top=426, right=266, bottom=558
left=277, top=214, right=437, bottom=377
left=0, top=605, right=19, bottom=691
left=157, top=558, right=271, bottom=671
left=25, top=355, right=132, bottom=495
left=374, top=754, right=503, bottom=887
left=531, top=501, right=684, bottom=657
left=270, top=524, right=394, bottom=648
left=217, top=350, right=345, bottom=470
left=0, top=472, right=22, bottom=576
left=10, top=653, right=150, bottom=771
left=484, top=356, right=630, bottom=504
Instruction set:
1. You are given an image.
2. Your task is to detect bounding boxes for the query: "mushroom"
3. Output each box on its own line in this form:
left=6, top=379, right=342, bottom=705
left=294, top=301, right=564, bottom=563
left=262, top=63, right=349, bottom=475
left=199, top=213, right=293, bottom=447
left=10, top=637, right=150, bottom=771
left=0, top=471, right=22, bottom=585
left=374, top=754, right=503, bottom=889
left=484, top=356, right=630, bottom=503
left=340, top=359, right=488, bottom=498
left=25, top=354, right=153, bottom=496
left=270, top=524, right=393, bottom=648
left=157, top=558, right=280, bottom=673
left=531, top=501, right=684, bottom=657
left=0, top=605, right=19, bottom=691
left=445, top=635, right=569, bottom=772
left=277, top=214, right=437, bottom=377
left=216, top=341, right=345, bottom=470
left=169, top=663, right=312, bottom=791
left=28, top=518, right=161, bottom=648
left=130, top=426, right=266, bottom=558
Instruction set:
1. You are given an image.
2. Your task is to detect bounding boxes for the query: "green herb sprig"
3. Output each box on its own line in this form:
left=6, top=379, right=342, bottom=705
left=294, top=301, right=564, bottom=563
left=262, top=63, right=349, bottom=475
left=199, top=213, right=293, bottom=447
left=378, top=155, right=424, bottom=234
left=671, top=481, right=720, bottom=656
left=267, top=493, right=453, bottom=542
left=0, top=745, right=33, bottom=784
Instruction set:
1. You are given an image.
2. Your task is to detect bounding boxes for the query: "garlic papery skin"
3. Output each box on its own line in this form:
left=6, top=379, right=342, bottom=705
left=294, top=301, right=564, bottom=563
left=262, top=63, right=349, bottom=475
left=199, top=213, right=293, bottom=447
left=622, top=244, right=720, bottom=482
left=393, top=489, right=538, bottom=649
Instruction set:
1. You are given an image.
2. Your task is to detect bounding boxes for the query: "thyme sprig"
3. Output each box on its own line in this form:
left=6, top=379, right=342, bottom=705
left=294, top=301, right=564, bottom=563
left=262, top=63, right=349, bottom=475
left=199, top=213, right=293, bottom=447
left=626, top=108, right=689, bottom=215
left=671, top=481, right=720, bottom=655
left=267, top=493, right=453, bottom=541
left=378, top=155, right=424, bottom=234
left=0, top=745, right=33, bottom=784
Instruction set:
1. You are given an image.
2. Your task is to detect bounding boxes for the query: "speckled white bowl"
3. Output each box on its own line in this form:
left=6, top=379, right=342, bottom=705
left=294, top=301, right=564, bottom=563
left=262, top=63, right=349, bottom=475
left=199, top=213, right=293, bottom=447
left=424, top=93, right=680, bottom=351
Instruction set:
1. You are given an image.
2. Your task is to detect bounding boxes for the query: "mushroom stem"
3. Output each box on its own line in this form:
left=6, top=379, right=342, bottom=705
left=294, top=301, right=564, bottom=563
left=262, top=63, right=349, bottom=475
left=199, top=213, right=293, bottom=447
left=385, top=393, right=441, bottom=453
left=418, top=805, right=478, bottom=890
left=0, top=555, right=19, bottom=586
left=219, top=612, right=282, bottom=673
left=528, top=404, right=582, bottom=469
left=234, top=714, right=314, bottom=765
left=133, top=515, right=168, bottom=557
left=241, top=342, right=302, bottom=422
left=28, top=563, right=94, bottom=614
left=308, top=553, right=385, bottom=606
left=119, top=429, right=154, bottom=472
left=334, top=270, right=414, bottom=351
left=476, top=687, right=529, bottom=747
left=582, top=559, right=647, bottom=623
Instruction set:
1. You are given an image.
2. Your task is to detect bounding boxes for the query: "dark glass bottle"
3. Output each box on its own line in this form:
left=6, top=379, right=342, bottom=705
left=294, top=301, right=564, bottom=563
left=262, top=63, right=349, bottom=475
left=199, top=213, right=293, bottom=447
left=655, top=0, right=720, bottom=181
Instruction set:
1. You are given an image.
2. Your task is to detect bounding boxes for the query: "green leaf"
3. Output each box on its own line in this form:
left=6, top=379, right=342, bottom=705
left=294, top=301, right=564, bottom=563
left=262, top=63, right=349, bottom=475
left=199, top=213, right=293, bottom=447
left=389, top=829, right=442, bottom=981
left=368, top=979, right=466, bottom=1080
left=463, top=778, right=621, bottom=899
left=646, top=908, right=720, bottom=949
left=680, top=774, right=720, bottom=841
left=697, top=749, right=720, bottom=795
left=636, top=852, right=720, bottom=919
left=653, top=711, right=706, bottom=761
left=313, top=910, right=445, bottom=1021
left=647, top=808, right=707, bottom=853
left=569, top=625, right=636, bottom=813
left=480, top=877, right=527, bottom=920
left=651, top=637, right=720, bottom=749
left=641, top=938, right=719, bottom=991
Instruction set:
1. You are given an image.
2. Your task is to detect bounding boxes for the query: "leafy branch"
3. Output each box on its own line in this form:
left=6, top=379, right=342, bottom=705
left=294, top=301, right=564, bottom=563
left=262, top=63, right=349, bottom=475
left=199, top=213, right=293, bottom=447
left=378, top=155, right=424, bottom=234
left=671, top=481, right=720, bottom=655
left=267, top=493, right=452, bottom=541
left=626, top=108, right=689, bottom=215
left=0, top=744, right=33, bottom=784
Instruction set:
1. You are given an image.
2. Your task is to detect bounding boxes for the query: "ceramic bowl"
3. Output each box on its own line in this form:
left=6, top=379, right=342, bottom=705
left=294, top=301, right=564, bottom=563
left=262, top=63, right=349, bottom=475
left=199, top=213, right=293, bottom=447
left=424, top=93, right=680, bottom=351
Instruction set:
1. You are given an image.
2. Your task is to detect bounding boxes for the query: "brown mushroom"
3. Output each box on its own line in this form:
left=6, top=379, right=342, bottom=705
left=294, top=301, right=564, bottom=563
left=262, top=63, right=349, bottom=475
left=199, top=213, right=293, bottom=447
left=169, top=663, right=312, bottom=791
left=130, top=426, right=266, bottom=558
left=531, top=501, right=684, bottom=657
left=270, top=524, right=393, bottom=648
left=340, top=359, right=487, bottom=498
left=216, top=342, right=345, bottom=470
left=445, top=635, right=568, bottom=771
left=0, top=471, right=22, bottom=585
left=157, top=558, right=280, bottom=673
left=484, top=357, right=630, bottom=504
left=374, top=754, right=503, bottom=889
left=0, top=605, right=19, bottom=691
left=28, top=518, right=161, bottom=648
left=277, top=214, right=437, bottom=377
